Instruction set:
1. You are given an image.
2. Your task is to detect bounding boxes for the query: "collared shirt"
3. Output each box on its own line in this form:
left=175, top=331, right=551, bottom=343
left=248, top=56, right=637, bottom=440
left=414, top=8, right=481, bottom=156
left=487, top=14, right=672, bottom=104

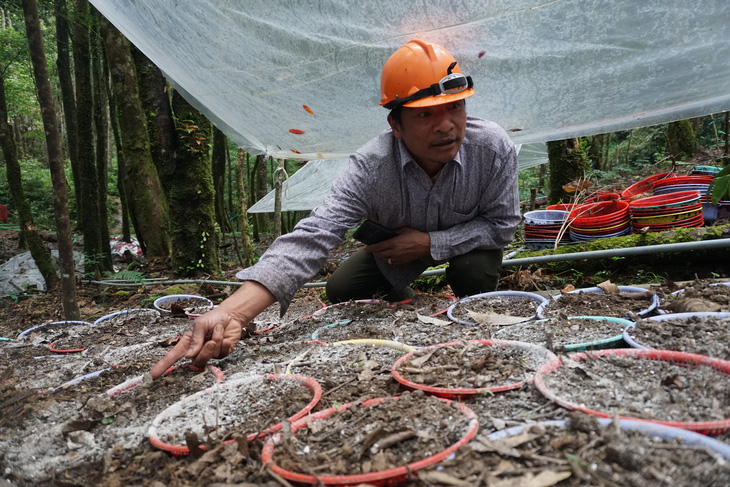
left=237, top=116, right=521, bottom=313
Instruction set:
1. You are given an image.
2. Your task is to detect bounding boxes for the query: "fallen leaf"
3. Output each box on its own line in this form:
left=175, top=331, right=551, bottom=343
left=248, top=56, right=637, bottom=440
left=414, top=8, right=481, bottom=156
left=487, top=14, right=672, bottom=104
left=302, top=104, right=315, bottom=116
left=478, top=51, right=486, bottom=58
left=664, top=298, right=722, bottom=313
left=560, top=284, right=575, bottom=293
left=409, top=349, right=437, bottom=368
left=289, top=128, right=305, bottom=134
left=416, top=313, right=451, bottom=326
left=490, top=470, right=572, bottom=487
left=597, top=280, right=620, bottom=294
left=466, top=310, right=529, bottom=326
left=417, top=471, right=471, bottom=486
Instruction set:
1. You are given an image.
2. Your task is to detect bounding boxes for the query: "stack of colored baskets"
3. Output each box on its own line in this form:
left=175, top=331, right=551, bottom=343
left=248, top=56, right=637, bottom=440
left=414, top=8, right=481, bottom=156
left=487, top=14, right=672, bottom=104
left=620, top=172, right=676, bottom=201
left=568, top=200, right=631, bottom=241
left=629, top=190, right=704, bottom=232
left=652, top=175, right=716, bottom=224
left=523, top=210, right=571, bottom=250
left=585, top=191, right=620, bottom=203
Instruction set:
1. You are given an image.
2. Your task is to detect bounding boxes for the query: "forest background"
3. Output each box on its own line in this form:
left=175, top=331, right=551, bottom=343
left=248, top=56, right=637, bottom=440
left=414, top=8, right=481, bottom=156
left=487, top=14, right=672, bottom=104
left=1, top=1, right=729, bottom=320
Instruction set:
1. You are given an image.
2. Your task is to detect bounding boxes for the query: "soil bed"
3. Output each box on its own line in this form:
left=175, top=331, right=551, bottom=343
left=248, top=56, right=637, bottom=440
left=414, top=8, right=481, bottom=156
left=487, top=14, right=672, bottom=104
left=629, top=314, right=730, bottom=358
left=542, top=290, right=655, bottom=318
left=494, top=316, right=630, bottom=351
left=151, top=375, right=316, bottom=447
left=405, top=413, right=730, bottom=486
left=286, top=342, right=407, bottom=408
left=270, top=391, right=471, bottom=477
left=540, top=353, right=730, bottom=423
left=394, top=341, right=549, bottom=389
left=449, top=296, right=541, bottom=322
left=660, top=281, right=730, bottom=313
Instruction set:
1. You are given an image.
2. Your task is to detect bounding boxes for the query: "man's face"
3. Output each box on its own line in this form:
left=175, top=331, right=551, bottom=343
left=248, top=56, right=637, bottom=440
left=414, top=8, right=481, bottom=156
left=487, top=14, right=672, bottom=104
left=388, top=100, right=467, bottom=174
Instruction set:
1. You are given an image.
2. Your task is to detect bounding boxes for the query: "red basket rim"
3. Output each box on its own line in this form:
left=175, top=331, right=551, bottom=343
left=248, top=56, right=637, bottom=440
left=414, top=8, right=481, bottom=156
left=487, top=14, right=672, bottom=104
left=148, top=373, right=322, bottom=456
left=391, top=339, right=558, bottom=399
left=533, top=348, right=730, bottom=434
left=629, top=190, right=701, bottom=208
left=621, top=172, right=676, bottom=199
left=569, top=201, right=630, bottom=224
left=652, top=175, right=714, bottom=188
left=261, top=395, right=479, bottom=486
left=630, top=202, right=702, bottom=216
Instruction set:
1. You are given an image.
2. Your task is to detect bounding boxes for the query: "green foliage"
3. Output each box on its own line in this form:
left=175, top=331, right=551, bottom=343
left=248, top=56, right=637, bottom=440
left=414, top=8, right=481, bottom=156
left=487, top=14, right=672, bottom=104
left=0, top=158, right=77, bottom=228
left=412, top=264, right=448, bottom=293
left=708, top=165, right=730, bottom=204
left=105, top=270, right=146, bottom=282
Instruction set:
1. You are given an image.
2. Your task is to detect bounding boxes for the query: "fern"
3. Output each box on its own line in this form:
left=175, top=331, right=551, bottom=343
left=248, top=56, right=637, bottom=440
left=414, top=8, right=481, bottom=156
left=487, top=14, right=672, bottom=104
left=106, top=270, right=146, bottom=282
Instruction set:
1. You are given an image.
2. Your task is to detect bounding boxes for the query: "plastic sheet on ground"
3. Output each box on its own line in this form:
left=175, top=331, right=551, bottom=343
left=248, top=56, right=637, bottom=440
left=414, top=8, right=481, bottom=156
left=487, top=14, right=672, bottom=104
left=0, top=251, right=84, bottom=297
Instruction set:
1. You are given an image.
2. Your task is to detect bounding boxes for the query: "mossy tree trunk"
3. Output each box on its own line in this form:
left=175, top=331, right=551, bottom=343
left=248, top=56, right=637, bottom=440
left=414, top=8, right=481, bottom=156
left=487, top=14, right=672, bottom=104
left=100, top=14, right=171, bottom=258
left=547, top=138, right=590, bottom=205
left=0, top=74, right=58, bottom=289
left=131, top=46, right=176, bottom=195
left=21, top=0, right=79, bottom=319
left=73, top=0, right=106, bottom=278
left=91, top=13, right=113, bottom=270
left=666, top=120, right=696, bottom=160
left=168, top=91, right=220, bottom=276
left=252, top=153, right=271, bottom=239
left=211, top=127, right=229, bottom=232
left=235, top=148, right=254, bottom=268
left=54, top=0, right=81, bottom=215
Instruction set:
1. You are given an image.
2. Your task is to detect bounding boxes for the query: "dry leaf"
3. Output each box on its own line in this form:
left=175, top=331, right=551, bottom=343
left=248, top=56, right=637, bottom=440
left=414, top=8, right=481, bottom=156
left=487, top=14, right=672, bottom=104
left=467, top=310, right=529, bottom=326
left=409, top=349, right=437, bottom=368
left=597, top=280, right=620, bottom=294
left=417, top=471, right=471, bottom=486
left=664, top=298, right=722, bottom=313
left=491, top=470, right=572, bottom=487
left=416, top=313, right=451, bottom=326
left=560, top=284, right=575, bottom=293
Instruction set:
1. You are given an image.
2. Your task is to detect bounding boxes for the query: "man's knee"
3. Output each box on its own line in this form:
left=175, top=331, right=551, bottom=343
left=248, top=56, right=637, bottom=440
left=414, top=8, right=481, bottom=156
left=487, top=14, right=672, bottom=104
left=446, top=248, right=503, bottom=297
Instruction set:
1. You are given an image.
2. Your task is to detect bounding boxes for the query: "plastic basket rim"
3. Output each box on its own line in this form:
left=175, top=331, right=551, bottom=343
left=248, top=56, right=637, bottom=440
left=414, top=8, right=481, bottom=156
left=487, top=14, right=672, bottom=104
left=285, top=338, right=415, bottom=374
left=391, top=339, right=559, bottom=398
left=153, top=294, right=214, bottom=314
left=446, top=290, right=549, bottom=326
left=494, top=315, right=634, bottom=352
left=623, top=312, right=730, bottom=350
left=261, top=395, right=479, bottom=485
left=148, top=373, right=323, bottom=455
left=536, top=286, right=659, bottom=319
left=17, top=320, right=93, bottom=339
left=93, top=308, right=161, bottom=326
left=533, top=348, right=730, bottom=434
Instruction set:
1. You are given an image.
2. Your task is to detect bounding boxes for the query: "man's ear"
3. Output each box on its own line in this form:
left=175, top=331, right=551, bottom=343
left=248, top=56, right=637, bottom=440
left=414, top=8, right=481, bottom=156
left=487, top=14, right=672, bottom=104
left=387, top=114, right=402, bottom=139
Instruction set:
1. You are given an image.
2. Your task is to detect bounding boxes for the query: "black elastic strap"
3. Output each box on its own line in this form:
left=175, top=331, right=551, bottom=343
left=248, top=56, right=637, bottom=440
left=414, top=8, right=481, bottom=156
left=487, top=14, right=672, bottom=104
left=383, top=75, right=472, bottom=110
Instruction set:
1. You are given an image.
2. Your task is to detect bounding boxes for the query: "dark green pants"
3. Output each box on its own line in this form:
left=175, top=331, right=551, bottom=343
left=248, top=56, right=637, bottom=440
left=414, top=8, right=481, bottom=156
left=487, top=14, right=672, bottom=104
left=325, top=248, right=503, bottom=303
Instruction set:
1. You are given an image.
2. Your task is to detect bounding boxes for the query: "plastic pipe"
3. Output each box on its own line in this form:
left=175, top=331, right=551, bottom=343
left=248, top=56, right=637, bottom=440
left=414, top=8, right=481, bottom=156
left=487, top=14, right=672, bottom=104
left=85, top=238, right=730, bottom=289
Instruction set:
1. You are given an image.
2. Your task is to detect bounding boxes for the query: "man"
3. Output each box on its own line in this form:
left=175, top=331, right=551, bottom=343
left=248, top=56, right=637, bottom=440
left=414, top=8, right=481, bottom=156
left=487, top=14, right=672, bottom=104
left=151, top=39, right=520, bottom=378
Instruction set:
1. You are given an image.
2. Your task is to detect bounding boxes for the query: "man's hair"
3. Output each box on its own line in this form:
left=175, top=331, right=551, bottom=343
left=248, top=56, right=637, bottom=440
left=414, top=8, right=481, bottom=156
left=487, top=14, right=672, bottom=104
left=388, top=105, right=404, bottom=126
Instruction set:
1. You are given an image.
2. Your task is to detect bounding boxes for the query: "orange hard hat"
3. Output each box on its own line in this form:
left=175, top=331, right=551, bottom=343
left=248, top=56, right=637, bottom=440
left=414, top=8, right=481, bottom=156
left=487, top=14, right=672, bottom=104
left=380, top=39, right=474, bottom=110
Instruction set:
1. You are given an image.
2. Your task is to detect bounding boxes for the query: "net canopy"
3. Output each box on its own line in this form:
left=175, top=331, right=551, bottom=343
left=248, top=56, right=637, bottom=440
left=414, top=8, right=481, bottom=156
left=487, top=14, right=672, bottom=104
left=90, top=0, right=730, bottom=162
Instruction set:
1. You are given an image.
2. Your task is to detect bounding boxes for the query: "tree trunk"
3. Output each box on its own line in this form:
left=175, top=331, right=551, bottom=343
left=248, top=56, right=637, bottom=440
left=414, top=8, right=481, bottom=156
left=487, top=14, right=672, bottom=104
left=666, top=120, right=696, bottom=160
left=253, top=154, right=269, bottom=236
left=100, top=15, right=171, bottom=258
left=73, top=0, right=105, bottom=277
left=211, top=126, right=229, bottom=232
left=91, top=14, right=113, bottom=270
left=547, top=138, right=590, bottom=205
left=106, top=59, right=133, bottom=244
left=169, top=91, right=220, bottom=276
left=235, top=148, right=254, bottom=267
left=21, top=0, right=79, bottom=319
left=273, top=165, right=283, bottom=239
left=131, top=46, right=176, bottom=195
left=54, top=0, right=81, bottom=215
left=0, top=74, right=59, bottom=289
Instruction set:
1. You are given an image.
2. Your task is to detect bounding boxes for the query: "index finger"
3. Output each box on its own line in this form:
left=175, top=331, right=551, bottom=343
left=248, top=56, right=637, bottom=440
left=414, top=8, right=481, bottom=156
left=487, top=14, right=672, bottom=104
left=150, top=333, right=192, bottom=378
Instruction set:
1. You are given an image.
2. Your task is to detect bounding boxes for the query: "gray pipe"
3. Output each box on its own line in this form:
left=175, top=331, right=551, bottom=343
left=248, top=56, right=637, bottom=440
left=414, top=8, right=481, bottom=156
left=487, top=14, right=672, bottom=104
left=87, top=238, right=730, bottom=289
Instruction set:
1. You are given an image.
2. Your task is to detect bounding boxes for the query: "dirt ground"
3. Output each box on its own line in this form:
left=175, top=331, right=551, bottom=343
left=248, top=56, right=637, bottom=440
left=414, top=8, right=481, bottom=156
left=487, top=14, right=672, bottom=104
left=2, top=227, right=730, bottom=486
